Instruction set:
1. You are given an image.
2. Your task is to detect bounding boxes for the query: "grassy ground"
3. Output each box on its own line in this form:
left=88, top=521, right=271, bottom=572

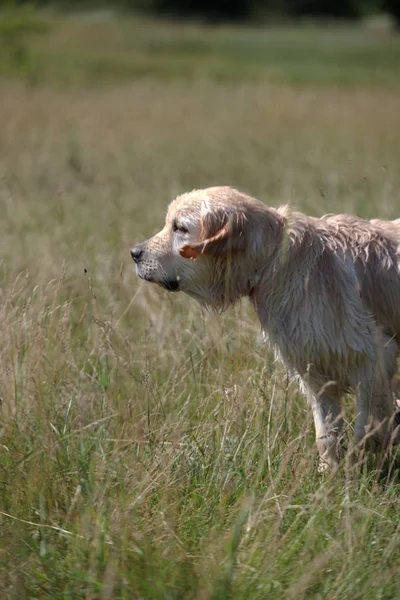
left=1, top=10, right=400, bottom=86
left=0, top=10, right=400, bottom=600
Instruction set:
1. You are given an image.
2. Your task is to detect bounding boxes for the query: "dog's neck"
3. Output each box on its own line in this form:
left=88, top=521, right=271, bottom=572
left=248, top=208, right=311, bottom=343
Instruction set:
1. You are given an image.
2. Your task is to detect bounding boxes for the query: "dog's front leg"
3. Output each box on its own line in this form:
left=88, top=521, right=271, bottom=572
left=305, top=384, right=344, bottom=471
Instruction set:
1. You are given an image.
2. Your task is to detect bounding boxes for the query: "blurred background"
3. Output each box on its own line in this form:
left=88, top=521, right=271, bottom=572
left=0, top=0, right=400, bottom=85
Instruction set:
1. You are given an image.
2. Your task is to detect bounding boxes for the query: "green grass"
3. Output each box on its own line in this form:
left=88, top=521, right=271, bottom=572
left=1, top=10, right=400, bottom=86
left=0, top=11, right=400, bottom=599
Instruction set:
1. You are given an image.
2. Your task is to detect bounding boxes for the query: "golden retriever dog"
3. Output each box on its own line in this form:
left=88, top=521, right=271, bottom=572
left=130, top=186, right=400, bottom=469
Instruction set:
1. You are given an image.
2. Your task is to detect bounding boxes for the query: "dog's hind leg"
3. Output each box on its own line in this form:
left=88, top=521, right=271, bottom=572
left=352, top=334, right=396, bottom=452
left=384, top=340, right=400, bottom=445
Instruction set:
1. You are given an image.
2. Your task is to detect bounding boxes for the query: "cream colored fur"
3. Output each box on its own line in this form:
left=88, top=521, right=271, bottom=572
left=131, top=186, right=400, bottom=469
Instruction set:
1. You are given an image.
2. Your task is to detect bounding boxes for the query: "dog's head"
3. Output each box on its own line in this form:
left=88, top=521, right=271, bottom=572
left=130, top=186, right=283, bottom=308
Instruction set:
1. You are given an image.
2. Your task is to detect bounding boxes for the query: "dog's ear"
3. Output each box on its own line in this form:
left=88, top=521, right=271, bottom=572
left=180, top=208, right=247, bottom=259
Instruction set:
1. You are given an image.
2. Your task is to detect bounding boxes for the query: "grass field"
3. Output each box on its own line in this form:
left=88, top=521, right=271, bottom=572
left=0, top=10, right=400, bottom=599
left=1, top=10, right=400, bottom=86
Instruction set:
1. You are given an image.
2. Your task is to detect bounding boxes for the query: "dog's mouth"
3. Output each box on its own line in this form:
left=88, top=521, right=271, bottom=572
left=136, top=271, right=153, bottom=283
left=137, top=270, right=180, bottom=292
left=159, top=279, right=180, bottom=292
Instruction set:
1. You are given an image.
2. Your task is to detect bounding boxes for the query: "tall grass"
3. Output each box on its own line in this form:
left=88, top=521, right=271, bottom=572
left=0, top=22, right=400, bottom=597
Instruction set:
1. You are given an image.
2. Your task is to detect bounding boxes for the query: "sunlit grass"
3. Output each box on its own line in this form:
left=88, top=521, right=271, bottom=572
left=1, top=11, right=400, bottom=86
left=0, top=16, right=400, bottom=597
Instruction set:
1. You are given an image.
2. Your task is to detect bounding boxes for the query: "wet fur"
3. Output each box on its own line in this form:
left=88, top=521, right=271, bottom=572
left=131, top=186, right=400, bottom=469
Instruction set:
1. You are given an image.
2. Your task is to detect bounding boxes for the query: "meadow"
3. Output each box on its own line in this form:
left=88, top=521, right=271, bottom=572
left=0, top=10, right=400, bottom=598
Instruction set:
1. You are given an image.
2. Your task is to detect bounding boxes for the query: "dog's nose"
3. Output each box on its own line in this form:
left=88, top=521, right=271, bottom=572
left=130, top=245, right=143, bottom=263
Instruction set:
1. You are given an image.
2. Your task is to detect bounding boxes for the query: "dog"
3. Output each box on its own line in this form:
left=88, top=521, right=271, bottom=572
left=130, top=186, right=400, bottom=469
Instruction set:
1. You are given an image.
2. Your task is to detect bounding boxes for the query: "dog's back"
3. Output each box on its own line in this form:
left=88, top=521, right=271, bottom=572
left=324, top=214, right=400, bottom=338
left=370, top=218, right=400, bottom=242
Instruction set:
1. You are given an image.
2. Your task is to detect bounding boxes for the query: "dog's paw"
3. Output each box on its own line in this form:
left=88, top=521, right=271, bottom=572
left=317, top=456, right=339, bottom=475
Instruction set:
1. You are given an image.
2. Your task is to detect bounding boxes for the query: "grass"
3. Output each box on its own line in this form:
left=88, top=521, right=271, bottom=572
left=1, top=10, right=400, bottom=86
left=0, top=10, right=400, bottom=599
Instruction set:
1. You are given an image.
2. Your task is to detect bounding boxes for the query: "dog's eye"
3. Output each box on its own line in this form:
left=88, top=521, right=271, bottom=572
left=173, top=221, right=188, bottom=234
